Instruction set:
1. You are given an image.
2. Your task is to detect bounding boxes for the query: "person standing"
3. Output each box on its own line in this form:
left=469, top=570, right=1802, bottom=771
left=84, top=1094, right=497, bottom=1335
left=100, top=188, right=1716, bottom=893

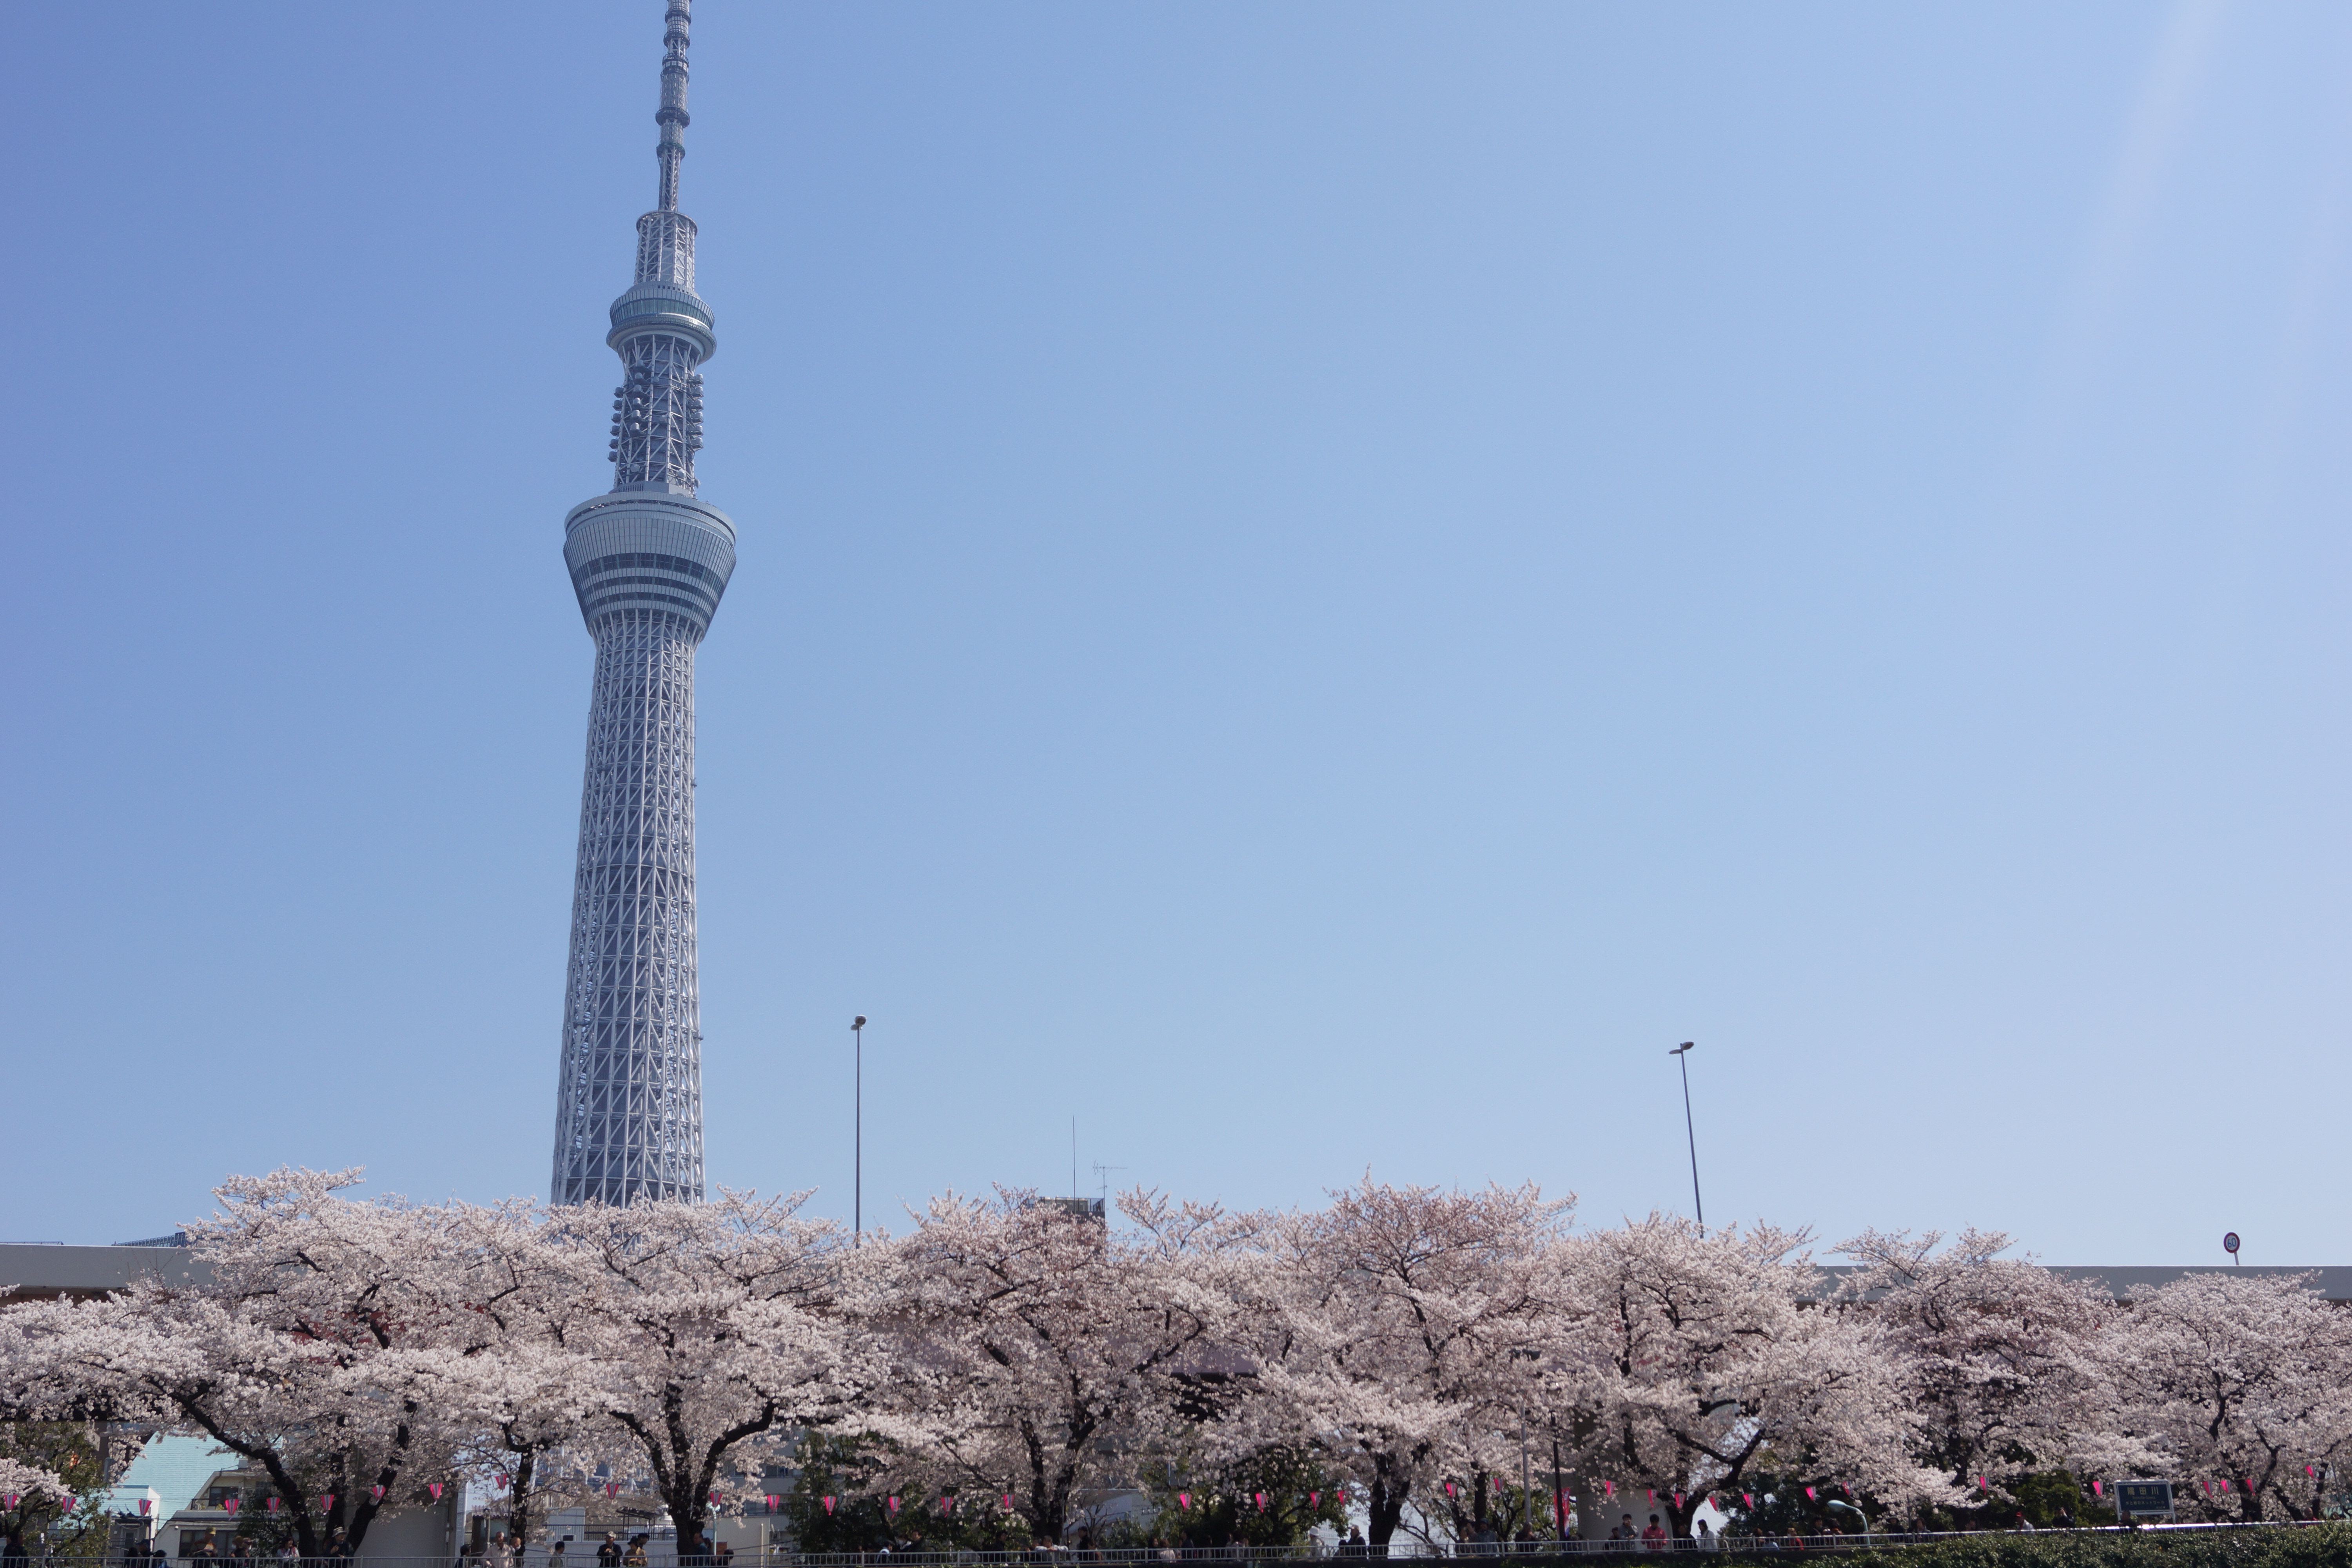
left=596, top=1536, right=622, bottom=1568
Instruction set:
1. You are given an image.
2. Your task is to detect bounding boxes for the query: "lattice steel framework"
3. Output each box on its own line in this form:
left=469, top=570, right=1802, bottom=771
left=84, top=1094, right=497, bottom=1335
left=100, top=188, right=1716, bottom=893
left=552, top=0, right=737, bottom=1207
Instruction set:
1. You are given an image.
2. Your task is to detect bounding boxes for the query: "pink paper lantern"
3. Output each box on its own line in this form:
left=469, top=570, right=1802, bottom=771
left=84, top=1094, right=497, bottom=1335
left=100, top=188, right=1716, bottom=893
left=1254, top=1494, right=1265, bottom=1513
left=887, top=1497, right=899, bottom=1515
left=1803, top=1488, right=1815, bottom=1503
left=1309, top=1493, right=1319, bottom=1508
left=2090, top=1482, right=2103, bottom=1497
left=711, top=1492, right=723, bottom=1507
left=605, top=1485, right=620, bottom=1500
left=268, top=1499, right=281, bottom=1514
left=1178, top=1493, right=1190, bottom=1511
left=1742, top=1496, right=1754, bottom=1510
left=371, top=1486, right=387, bottom=1503
left=224, top=1499, right=239, bottom=1516
left=822, top=1497, right=835, bottom=1515
left=428, top=1484, right=444, bottom=1502
left=1001, top=1494, right=1014, bottom=1512
left=319, top=1495, right=335, bottom=1512
left=140, top=1501, right=154, bottom=1517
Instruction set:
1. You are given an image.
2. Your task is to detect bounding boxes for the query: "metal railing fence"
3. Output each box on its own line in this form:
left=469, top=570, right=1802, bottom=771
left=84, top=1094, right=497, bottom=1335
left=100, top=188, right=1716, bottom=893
left=50, top=1522, right=2347, bottom=1568
left=766, top=1521, right=2337, bottom=1564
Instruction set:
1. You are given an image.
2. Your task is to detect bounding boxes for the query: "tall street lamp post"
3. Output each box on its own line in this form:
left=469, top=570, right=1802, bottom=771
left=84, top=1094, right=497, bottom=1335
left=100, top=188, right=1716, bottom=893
left=853, top=1014, right=866, bottom=1243
left=1668, top=1041, right=1704, bottom=1236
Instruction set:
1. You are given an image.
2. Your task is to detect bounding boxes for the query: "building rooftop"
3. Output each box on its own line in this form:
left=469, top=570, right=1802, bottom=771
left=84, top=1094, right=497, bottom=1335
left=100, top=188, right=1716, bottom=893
left=0, top=1243, right=209, bottom=1302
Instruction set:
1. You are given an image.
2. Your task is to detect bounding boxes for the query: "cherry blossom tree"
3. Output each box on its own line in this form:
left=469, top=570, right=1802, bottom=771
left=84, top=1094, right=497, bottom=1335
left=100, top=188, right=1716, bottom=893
left=434, top=1198, right=606, bottom=1552
left=2096, top=1271, right=2352, bottom=1521
left=1835, top=1229, right=2126, bottom=1517
left=1251, top=1179, right=1570, bottom=1549
left=854, top=1188, right=1261, bottom=1544
left=0, top=1454, right=74, bottom=1555
left=521, top=1190, right=869, bottom=1554
left=0, top=1169, right=474, bottom=1556
left=1543, top=1214, right=1951, bottom=1540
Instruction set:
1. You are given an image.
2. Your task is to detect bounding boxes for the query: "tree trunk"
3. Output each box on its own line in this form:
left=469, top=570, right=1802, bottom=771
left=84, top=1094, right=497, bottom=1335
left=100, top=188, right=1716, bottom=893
left=1368, top=1467, right=1405, bottom=1551
left=174, top=1401, right=412, bottom=1557
left=622, top=1388, right=783, bottom=1559
left=508, top=1449, right=538, bottom=1551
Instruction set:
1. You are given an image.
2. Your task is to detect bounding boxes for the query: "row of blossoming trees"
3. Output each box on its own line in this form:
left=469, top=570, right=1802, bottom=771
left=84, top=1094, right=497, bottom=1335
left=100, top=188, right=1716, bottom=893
left=0, top=1170, right=2346, bottom=1556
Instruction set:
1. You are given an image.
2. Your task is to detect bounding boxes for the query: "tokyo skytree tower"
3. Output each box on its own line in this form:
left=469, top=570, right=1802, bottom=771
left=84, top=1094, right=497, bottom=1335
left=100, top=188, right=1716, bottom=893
left=551, top=0, right=732, bottom=1205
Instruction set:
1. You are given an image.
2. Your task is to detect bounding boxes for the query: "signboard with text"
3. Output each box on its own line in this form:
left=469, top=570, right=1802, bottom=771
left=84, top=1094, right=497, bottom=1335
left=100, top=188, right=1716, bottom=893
left=2114, top=1481, right=2174, bottom=1522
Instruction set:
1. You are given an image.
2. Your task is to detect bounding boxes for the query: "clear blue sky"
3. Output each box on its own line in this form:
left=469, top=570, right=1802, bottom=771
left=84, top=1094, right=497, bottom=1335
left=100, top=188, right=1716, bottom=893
left=5, top=1, right=2348, bottom=1263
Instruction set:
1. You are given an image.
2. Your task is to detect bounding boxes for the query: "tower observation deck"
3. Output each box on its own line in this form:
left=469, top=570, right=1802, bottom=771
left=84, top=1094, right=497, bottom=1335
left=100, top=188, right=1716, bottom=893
left=551, top=0, right=732, bottom=1205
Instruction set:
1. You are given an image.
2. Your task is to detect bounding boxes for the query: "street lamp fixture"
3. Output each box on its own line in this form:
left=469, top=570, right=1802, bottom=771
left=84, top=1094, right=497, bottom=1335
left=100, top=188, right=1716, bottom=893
left=1825, top=1499, right=1871, bottom=1545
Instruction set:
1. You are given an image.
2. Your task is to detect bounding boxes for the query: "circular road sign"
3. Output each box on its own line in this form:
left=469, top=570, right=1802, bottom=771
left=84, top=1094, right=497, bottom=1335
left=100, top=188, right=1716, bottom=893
left=2223, top=1232, right=2241, bottom=1255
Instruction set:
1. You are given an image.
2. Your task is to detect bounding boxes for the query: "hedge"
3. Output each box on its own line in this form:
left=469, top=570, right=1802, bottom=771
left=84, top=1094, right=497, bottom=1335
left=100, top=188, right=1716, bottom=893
left=1723, top=1525, right=2352, bottom=1568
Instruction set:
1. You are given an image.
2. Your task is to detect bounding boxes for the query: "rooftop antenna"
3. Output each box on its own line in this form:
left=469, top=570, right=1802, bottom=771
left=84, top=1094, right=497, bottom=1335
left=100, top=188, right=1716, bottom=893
left=1092, top=1161, right=1127, bottom=1212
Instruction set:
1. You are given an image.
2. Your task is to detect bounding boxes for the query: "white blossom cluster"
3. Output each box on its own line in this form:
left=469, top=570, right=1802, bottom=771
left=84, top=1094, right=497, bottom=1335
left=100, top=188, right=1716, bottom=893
left=0, top=1172, right=2345, bottom=1552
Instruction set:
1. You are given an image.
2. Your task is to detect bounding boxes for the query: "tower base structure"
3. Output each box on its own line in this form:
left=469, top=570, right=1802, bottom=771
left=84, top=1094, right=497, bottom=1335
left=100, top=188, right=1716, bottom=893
left=550, top=490, right=735, bottom=1207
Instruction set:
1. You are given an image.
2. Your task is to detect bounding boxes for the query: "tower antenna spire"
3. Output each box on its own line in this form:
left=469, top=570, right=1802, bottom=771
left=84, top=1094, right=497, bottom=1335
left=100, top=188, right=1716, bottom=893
left=656, top=0, right=692, bottom=212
